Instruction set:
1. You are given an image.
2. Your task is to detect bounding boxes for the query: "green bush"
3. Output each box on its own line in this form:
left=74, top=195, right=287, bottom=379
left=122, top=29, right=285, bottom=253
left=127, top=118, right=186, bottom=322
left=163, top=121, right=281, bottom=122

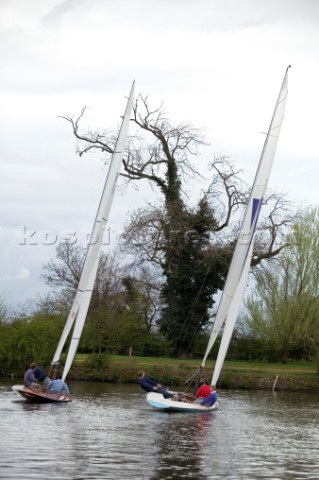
left=84, top=352, right=110, bottom=371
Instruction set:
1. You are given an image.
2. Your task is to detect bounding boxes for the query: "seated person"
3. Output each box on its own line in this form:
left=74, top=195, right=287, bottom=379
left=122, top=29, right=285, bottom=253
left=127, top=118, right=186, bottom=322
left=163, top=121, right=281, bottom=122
left=195, top=380, right=212, bottom=400
left=47, top=376, right=70, bottom=395
left=200, top=385, right=218, bottom=407
left=23, top=363, right=40, bottom=389
left=33, top=366, right=51, bottom=388
left=138, top=370, right=173, bottom=399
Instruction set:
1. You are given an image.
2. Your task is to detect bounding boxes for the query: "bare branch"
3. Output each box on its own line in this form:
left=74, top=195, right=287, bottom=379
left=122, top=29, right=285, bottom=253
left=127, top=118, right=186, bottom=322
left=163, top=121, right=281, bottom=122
left=59, top=106, right=115, bottom=157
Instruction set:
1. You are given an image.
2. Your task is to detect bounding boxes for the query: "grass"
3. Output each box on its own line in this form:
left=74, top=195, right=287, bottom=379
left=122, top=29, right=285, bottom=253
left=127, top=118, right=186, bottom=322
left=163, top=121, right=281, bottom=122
left=71, top=354, right=319, bottom=390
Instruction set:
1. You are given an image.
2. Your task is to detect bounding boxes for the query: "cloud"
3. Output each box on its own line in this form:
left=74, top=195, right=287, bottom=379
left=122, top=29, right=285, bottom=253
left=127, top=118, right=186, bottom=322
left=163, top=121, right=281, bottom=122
left=3, top=267, right=30, bottom=281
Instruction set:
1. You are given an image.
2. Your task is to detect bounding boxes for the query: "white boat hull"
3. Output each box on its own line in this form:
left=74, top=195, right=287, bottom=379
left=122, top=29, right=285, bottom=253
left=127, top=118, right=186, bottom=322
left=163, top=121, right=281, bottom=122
left=146, top=392, right=218, bottom=412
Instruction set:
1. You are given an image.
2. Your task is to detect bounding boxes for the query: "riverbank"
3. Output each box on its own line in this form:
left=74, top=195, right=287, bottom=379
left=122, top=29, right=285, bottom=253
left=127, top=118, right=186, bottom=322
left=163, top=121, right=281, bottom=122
left=66, top=355, right=319, bottom=392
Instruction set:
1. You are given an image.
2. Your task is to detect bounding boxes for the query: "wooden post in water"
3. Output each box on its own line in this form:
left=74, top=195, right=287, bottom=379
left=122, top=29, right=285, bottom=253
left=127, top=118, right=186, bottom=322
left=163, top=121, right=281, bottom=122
left=272, top=375, right=279, bottom=391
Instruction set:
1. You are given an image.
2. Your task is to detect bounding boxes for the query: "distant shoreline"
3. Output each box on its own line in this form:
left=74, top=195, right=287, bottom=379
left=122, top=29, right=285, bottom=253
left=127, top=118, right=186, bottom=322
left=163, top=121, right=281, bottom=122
left=5, top=355, right=319, bottom=393
left=66, top=355, right=319, bottom=393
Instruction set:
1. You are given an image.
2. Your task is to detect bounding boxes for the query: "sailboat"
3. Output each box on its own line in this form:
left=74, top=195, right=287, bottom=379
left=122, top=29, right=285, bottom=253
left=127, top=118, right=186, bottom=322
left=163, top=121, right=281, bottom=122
left=146, top=66, right=290, bottom=412
left=13, top=83, right=135, bottom=402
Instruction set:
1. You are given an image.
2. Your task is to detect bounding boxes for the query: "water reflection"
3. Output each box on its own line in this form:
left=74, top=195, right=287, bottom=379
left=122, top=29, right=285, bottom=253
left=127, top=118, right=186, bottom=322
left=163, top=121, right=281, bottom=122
left=1, top=379, right=319, bottom=480
left=148, top=411, right=216, bottom=480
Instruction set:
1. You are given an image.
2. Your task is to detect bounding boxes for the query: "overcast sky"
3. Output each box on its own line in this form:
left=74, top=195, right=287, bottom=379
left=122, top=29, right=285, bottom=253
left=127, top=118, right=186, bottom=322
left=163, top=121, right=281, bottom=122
left=1, top=0, right=319, bottom=309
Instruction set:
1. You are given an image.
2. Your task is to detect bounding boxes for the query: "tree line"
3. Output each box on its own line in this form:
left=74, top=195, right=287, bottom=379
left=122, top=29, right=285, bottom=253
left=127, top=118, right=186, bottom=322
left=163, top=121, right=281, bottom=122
left=1, top=207, right=319, bottom=376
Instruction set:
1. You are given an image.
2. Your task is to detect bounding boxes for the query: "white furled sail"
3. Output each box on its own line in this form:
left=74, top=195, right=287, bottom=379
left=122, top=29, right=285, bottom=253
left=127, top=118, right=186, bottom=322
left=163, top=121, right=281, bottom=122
left=201, top=66, right=290, bottom=379
left=51, top=82, right=135, bottom=382
left=211, top=238, right=254, bottom=385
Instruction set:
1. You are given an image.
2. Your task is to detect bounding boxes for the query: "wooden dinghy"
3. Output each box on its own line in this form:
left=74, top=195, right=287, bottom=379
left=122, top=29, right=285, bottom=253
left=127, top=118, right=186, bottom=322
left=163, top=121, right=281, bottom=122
left=12, top=385, right=72, bottom=403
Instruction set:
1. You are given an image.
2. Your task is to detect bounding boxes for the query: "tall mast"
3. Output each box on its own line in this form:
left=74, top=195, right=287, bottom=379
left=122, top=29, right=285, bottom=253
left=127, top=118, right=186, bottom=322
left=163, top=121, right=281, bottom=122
left=51, top=83, right=135, bottom=381
left=201, top=67, right=290, bottom=376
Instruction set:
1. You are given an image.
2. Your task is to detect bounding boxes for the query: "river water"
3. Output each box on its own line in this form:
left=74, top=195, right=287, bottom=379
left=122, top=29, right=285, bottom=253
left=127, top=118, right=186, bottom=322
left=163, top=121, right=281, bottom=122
left=0, top=379, right=318, bottom=480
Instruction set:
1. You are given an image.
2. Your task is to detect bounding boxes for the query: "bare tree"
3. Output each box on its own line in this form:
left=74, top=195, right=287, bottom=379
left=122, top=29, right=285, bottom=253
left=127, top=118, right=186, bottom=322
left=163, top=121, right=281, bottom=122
left=41, top=243, right=123, bottom=306
left=0, top=295, right=7, bottom=322
left=60, top=94, right=295, bottom=355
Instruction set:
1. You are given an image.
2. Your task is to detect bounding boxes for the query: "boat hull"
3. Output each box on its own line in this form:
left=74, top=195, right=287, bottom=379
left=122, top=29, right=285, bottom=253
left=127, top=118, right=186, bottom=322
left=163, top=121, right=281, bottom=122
left=12, top=385, right=72, bottom=403
left=146, top=392, right=218, bottom=412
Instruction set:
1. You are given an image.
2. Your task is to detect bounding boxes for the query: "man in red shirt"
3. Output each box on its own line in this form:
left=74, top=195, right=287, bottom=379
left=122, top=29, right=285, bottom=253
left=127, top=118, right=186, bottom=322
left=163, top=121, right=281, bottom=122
left=195, top=381, right=218, bottom=407
left=195, top=381, right=212, bottom=399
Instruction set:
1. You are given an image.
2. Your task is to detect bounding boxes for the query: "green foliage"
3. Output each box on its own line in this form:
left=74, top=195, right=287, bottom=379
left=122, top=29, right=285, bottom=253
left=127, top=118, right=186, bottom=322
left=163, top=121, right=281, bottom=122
left=226, top=334, right=276, bottom=362
left=140, top=332, right=172, bottom=357
left=0, top=313, right=65, bottom=376
left=246, top=207, right=319, bottom=363
left=80, top=279, right=152, bottom=356
left=160, top=199, right=230, bottom=356
left=84, top=352, right=110, bottom=372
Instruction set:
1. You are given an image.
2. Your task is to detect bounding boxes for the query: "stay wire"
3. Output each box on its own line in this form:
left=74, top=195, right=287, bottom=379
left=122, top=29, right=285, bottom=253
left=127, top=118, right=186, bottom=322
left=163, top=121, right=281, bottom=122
left=174, top=266, right=211, bottom=359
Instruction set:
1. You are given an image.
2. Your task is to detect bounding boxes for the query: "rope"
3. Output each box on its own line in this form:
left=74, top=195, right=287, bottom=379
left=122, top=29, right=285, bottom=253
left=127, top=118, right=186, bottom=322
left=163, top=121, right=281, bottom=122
left=173, top=266, right=211, bottom=358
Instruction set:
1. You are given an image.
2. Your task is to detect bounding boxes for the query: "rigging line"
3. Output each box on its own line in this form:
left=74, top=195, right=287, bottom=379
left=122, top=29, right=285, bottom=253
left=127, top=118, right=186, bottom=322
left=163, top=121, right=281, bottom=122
left=176, top=309, right=210, bottom=360
left=173, top=266, right=212, bottom=357
left=161, top=268, right=212, bottom=390
left=183, top=366, right=202, bottom=384
left=175, top=309, right=215, bottom=388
